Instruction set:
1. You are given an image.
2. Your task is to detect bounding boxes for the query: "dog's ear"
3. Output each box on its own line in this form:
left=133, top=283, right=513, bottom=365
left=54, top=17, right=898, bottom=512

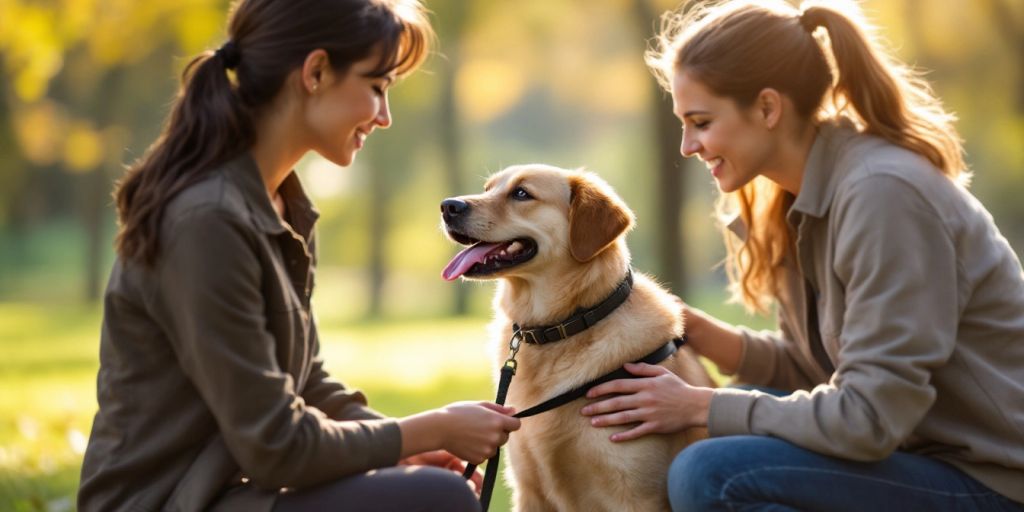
left=568, top=174, right=635, bottom=262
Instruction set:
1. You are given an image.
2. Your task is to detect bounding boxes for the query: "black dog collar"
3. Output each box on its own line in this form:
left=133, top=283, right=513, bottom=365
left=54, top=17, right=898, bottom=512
left=514, top=269, right=633, bottom=345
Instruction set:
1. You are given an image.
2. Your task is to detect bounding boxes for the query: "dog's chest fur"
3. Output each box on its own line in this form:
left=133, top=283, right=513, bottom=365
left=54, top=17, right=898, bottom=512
left=489, top=275, right=700, bottom=510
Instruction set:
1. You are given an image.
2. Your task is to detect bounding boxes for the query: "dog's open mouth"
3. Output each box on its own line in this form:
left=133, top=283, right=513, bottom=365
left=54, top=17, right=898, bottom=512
left=442, top=232, right=538, bottom=281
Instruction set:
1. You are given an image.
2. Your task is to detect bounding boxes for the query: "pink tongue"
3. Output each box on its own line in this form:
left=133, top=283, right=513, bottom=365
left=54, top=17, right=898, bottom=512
left=442, top=242, right=504, bottom=281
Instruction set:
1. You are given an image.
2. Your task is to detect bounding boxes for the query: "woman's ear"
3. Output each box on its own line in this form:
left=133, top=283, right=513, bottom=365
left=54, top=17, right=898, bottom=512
left=568, top=173, right=635, bottom=262
left=757, top=88, right=783, bottom=130
left=301, top=49, right=330, bottom=94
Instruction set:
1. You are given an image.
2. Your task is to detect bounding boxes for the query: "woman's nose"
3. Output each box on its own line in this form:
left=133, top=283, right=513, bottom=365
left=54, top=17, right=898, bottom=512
left=680, top=133, right=701, bottom=158
left=375, top=96, right=392, bottom=128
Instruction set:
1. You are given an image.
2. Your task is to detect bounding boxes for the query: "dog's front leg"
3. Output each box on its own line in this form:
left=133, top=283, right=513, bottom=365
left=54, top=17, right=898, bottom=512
left=506, top=445, right=558, bottom=512
left=513, top=487, right=559, bottom=512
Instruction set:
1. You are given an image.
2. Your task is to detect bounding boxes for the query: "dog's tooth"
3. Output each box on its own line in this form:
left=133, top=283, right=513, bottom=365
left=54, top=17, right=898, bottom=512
left=508, top=241, right=522, bottom=254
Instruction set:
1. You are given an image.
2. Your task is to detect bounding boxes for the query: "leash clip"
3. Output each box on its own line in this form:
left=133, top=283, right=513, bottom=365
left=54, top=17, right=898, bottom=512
left=504, top=329, right=523, bottom=374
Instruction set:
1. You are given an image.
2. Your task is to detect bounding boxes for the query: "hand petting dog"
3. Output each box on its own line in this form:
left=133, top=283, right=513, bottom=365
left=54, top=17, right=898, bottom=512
left=582, top=362, right=713, bottom=442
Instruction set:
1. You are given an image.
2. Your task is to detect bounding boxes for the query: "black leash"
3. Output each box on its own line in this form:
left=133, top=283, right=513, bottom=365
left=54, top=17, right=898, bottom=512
left=462, top=331, right=688, bottom=511
left=462, top=330, right=522, bottom=512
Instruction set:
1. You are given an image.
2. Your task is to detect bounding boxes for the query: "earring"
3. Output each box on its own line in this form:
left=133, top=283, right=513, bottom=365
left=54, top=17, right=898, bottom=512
left=312, top=83, right=319, bottom=93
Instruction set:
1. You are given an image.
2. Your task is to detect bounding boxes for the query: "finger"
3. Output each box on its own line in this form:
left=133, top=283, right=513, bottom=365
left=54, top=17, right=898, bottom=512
left=478, top=402, right=516, bottom=415
left=589, top=409, right=643, bottom=428
left=411, top=450, right=450, bottom=467
left=610, top=421, right=656, bottom=442
left=444, top=457, right=465, bottom=473
left=580, top=395, right=634, bottom=417
left=586, top=377, right=648, bottom=399
left=623, top=362, right=669, bottom=377
left=470, top=468, right=484, bottom=492
left=503, top=416, right=522, bottom=432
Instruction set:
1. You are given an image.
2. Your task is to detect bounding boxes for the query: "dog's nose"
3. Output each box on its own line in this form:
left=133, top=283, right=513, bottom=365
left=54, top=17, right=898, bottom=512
left=441, top=198, right=469, bottom=221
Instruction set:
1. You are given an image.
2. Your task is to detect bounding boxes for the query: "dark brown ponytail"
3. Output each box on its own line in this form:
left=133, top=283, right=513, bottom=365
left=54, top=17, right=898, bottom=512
left=115, top=0, right=432, bottom=266
left=115, top=51, right=253, bottom=266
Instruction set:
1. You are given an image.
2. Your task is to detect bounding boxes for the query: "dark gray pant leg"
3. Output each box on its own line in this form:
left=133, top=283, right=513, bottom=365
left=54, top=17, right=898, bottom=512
left=271, top=466, right=481, bottom=512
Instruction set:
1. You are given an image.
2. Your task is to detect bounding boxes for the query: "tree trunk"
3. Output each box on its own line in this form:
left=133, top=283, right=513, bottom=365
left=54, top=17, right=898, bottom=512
left=439, top=37, right=470, bottom=315
left=435, top=0, right=471, bottom=315
left=983, top=0, right=1024, bottom=111
left=633, top=0, right=688, bottom=297
left=653, top=85, right=687, bottom=296
left=84, top=67, right=125, bottom=301
left=83, top=166, right=107, bottom=301
left=367, top=152, right=387, bottom=318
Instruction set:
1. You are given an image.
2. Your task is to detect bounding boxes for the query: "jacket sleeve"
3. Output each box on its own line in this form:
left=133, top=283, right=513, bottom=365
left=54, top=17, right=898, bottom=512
left=301, top=321, right=388, bottom=421
left=151, top=206, right=401, bottom=490
left=709, top=173, right=958, bottom=460
left=733, top=309, right=826, bottom=391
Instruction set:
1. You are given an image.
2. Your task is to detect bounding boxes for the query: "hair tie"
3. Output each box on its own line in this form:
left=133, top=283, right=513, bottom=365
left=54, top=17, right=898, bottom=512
left=799, top=9, right=821, bottom=33
left=215, top=41, right=242, bottom=70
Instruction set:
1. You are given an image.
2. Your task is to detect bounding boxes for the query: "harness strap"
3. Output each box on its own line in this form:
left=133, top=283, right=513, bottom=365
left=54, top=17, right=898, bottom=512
left=516, top=336, right=686, bottom=418
left=463, top=334, right=687, bottom=511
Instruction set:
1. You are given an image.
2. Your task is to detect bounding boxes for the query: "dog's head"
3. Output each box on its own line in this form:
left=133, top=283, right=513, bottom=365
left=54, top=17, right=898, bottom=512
left=440, top=164, right=635, bottom=281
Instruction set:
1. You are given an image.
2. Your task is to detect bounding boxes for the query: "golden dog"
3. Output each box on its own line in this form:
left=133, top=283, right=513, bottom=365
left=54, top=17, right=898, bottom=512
left=441, top=164, right=714, bottom=511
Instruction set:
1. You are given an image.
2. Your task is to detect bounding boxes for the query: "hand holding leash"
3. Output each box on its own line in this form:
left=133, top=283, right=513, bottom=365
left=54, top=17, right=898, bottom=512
left=439, top=402, right=520, bottom=464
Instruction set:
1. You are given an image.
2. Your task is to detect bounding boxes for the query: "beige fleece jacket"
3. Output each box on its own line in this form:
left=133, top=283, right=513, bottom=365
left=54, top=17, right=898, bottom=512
left=708, top=119, right=1024, bottom=504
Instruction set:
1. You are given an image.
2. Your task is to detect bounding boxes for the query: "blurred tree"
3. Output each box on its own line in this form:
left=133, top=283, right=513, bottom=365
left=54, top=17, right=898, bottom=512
left=365, top=144, right=389, bottom=318
left=982, top=0, right=1024, bottom=111
left=433, top=0, right=473, bottom=315
left=896, top=0, right=1024, bottom=256
left=0, top=0, right=227, bottom=299
left=1, top=0, right=1020, bottom=313
left=632, top=0, right=689, bottom=298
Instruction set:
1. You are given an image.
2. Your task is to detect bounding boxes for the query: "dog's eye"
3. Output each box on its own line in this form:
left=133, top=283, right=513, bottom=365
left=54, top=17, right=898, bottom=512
left=510, top=187, right=533, bottom=201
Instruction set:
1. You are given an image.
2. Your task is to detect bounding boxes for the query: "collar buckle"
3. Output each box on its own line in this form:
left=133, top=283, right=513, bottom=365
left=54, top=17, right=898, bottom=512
left=517, top=268, right=634, bottom=346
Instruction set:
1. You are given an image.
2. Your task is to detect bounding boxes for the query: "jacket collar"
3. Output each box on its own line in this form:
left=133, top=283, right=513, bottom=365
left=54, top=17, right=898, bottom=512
left=223, top=152, right=320, bottom=240
left=725, top=117, right=858, bottom=240
left=787, top=117, right=858, bottom=222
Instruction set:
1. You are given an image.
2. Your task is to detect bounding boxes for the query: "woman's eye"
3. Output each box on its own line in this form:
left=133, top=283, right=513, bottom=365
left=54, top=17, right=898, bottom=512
left=694, top=121, right=710, bottom=129
left=510, top=187, right=532, bottom=201
left=372, top=85, right=385, bottom=96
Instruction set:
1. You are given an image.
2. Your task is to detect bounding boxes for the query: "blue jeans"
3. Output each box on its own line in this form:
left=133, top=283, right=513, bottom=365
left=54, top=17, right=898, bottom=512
left=668, top=436, right=1023, bottom=511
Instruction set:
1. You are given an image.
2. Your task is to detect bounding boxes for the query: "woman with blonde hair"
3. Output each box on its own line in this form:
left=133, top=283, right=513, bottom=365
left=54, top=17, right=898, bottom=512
left=582, top=1, right=1024, bottom=509
left=79, top=1, right=519, bottom=510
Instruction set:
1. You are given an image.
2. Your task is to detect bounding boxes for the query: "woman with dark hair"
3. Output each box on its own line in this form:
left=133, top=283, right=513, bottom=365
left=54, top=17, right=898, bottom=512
left=581, top=0, right=1024, bottom=510
left=79, top=1, right=518, bottom=510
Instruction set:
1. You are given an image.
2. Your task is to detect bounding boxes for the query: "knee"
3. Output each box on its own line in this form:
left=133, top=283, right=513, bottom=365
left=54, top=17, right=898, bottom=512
left=415, top=467, right=480, bottom=512
left=667, top=438, right=736, bottom=512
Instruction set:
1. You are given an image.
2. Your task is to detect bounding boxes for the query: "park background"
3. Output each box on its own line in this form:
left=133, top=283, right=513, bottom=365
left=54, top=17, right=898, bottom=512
left=1, top=0, right=1022, bottom=510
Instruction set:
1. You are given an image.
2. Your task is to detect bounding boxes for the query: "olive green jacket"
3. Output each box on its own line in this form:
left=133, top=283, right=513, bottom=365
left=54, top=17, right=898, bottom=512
left=708, top=119, right=1024, bottom=503
left=79, top=154, right=401, bottom=512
